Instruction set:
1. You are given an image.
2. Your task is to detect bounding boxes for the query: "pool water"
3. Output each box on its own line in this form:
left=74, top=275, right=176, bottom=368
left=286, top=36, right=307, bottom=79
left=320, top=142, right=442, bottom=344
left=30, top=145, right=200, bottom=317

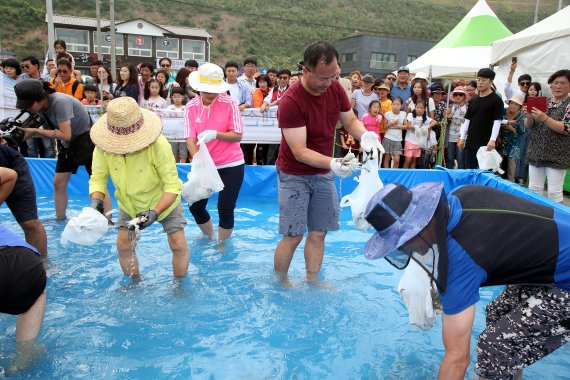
left=1, top=193, right=569, bottom=379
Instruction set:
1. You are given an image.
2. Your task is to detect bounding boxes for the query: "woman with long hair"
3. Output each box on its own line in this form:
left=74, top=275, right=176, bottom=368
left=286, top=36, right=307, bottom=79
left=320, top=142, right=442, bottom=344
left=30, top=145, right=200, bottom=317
left=110, top=63, right=139, bottom=102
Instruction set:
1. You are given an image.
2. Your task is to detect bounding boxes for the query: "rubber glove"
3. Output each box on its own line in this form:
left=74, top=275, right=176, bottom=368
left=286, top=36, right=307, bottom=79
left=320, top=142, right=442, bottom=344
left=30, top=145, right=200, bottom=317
left=135, top=210, right=158, bottom=230
left=90, top=198, right=104, bottom=214
left=197, top=130, right=217, bottom=145
left=330, top=153, right=357, bottom=179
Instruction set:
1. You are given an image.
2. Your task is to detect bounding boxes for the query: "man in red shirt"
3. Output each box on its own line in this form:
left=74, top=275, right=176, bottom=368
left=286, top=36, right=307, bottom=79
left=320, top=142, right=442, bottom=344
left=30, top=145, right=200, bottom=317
left=274, top=41, right=379, bottom=281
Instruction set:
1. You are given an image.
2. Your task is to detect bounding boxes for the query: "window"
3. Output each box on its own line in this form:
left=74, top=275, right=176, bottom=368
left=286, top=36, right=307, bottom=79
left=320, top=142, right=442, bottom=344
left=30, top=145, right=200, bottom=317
left=156, top=37, right=179, bottom=59
left=182, top=39, right=205, bottom=61
left=370, top=52, right=396, bottom=62
left=127, top=35, right=152, bottom=57
left=341, top=52, right=356, bottom=63
left=92, top=33, right=124, bottom=55
left=55, top=28, right=90, bottom=53
left=407, top=55, right=418, bottom=64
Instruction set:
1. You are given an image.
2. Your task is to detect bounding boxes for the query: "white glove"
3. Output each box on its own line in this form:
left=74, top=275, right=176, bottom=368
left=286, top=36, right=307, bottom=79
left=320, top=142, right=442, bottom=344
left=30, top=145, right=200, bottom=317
left=197, top=130, right=217, bottom=145
left=360, top=131, right=385, bottom=158
left=330, top=155, right=357, bottom=179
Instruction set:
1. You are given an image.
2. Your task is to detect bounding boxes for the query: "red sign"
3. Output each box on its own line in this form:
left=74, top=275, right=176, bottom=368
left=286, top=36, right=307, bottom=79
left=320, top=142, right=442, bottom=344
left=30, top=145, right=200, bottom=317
left=135, top=37, right=144, bottom=46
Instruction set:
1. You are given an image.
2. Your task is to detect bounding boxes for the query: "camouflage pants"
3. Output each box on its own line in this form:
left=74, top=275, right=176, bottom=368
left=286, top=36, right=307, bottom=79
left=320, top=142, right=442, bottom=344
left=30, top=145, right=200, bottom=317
left=475, top=285, right=570, bottom=380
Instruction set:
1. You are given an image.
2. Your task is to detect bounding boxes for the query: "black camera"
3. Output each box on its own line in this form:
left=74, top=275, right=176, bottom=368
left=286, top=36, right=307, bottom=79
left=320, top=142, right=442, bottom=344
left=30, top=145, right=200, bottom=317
left=0, top=111, right=45, bottom=148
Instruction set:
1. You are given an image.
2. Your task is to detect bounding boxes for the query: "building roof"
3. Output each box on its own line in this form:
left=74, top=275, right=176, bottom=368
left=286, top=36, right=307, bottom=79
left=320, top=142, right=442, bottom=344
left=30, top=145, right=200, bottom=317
left=48, top=14, right=211, bottom=38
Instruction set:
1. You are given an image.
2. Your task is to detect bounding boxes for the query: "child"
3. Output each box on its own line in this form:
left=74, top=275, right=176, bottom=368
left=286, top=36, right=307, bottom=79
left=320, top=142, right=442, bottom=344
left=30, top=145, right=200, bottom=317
left=167, top=87, right=189, bottom=163
left=382, top=97, right=406, bottom=168
left=81, top=84, right=102, bottom=105
left=155, top=70, right=170, bottom=98
left=446, top=86, right=468, bottom=169
left=361, top=100, right=383, bottom=140
left=404, top=99, right=435, bottom=169
left=376, top=83, right=392, bottom=138
left=140, top=79, right=168, bottom=110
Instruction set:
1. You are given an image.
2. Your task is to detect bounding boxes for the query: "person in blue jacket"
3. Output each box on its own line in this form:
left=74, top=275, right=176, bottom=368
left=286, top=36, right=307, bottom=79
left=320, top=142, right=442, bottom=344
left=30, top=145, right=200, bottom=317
left=363, top=182, right=570, bottom=380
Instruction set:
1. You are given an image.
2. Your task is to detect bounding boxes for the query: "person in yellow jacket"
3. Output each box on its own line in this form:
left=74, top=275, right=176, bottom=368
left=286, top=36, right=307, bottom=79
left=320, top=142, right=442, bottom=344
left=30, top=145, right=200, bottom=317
left=88, top=97, right=189, bottom=278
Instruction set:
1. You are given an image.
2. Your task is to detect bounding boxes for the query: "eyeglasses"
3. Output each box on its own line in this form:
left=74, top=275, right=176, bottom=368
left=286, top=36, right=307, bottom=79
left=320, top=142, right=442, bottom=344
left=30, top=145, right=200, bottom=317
left=519, top=81, right=531, bottom=86
left=278, top=76, right=289, bottom=80
left=161, top=64, right=171, bottom=68
left=453, top=93, right=465, bottom=97
left=21, top=64, right=30, bottom=69
left=58, top=69, right=69, bottom=74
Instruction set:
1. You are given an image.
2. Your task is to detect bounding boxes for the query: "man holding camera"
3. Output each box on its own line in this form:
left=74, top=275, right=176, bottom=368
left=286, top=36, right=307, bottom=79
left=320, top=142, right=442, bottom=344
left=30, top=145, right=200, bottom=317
left=14, top=79, right=110, bottom=221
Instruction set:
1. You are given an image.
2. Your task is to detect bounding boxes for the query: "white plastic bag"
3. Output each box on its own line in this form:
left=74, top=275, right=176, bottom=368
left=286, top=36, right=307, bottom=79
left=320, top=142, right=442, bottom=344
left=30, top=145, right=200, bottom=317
left=181, top=142, right=224, bottom=205
left=339, top=152, right=384, bottom=231
left=398, top=260, right=437, bottom=330
left=476, top=147, right=504, bottom=174
left=60, top=207, right=109, bottom=245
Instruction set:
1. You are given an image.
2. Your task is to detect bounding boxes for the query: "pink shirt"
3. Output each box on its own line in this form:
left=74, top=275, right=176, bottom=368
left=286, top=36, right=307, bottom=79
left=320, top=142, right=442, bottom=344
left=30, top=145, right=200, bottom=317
left=184, top=93, right=244, bottom=167
left=362, top=112, right=383, bottom=141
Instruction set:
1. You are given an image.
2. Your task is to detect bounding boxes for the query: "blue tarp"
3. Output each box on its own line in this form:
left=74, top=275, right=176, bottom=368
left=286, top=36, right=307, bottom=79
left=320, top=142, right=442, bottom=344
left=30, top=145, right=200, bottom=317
left=25, top=159, right=565, bottom=211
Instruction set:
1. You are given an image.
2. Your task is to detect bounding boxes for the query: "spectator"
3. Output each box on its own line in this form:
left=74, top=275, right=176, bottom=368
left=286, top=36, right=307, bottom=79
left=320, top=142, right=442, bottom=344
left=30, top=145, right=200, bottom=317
left=430, top=83, right=447, bottom=142
left=266, top=68, right=278, bottom=88
left=81, top=84, right=102, bottom=106
left=50, top=59, right=83, bottom=101
left=111, top=63, right=139, bottom=102
left=155, top=70, right=170, bottom=98
left=184, top=59, right=199, bottom=72
left=140, top=78, right=167, bottom=110
left=405, top=80, right=435, bottom=119
left=501, top=94, right=526, bottom=182
left=517, top=82, right=542, bottom=184
left=351, top=74, right=378, bottom=120
left=391, top=66, right=412, bottom=110
left=505, top=60, right=531, bottom=100
left=252, top=74, right=272, bottom=108
left=465, top=80, right=477, bottom=102
left=446, top=86, right=468, bottom=169
left=459, top=68, right=504, bottom=169
left=382, top=96, right=406, bottom=168
left=42, top=59, right=56, bottom=81
left=158, top=57, right=174, bottom=83
left=361, top=100, right=383, bottom=141
left=95, top=65, right=116, bottom=102
left=184, top=63, right=245, bottom=242
left=0, top=147, right=48, bottom=256
left=250, top=74, right=273, bottom=165
left=89, top=97, right=189, bottom=277
left=224, top=61, right=252, bottom=111
left=138, top=62, right=155, bottom=103
left=83, top=60, right=103, bottom=86
left=18, top=56, right=41, bottom=81
left=525, top=69, right=570, bottom=203
left=404, top=99, right=435, bottom=169
left=349, top=70, right=362, bottom=92
left=53, top=39, right=75, bottom=68
left=261, top=68, right=291, bottom=112
left=288, top=73, right=300, bottom=87
left=169, top=67, right=195, bottom=102
left=238, top=57, right=258, bottom=94
left=167, top=87, right=189, bottom=163
left=2, top=59, right=21, bottom=80
left=383, top=72, right=397, bottom=89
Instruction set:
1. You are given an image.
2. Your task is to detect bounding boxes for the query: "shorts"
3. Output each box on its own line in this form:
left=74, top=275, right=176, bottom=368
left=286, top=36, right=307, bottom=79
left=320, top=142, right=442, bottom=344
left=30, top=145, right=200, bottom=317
left=170, top=142, right=189, bottom=160
left=475, top=285, right=570, bottom=380
left=56, top=131, right=95, bottom=175
left=382, top=138, right=403, bottom=156
left=5, top=157, right=38, bottom=223
left=277, top=170, right=339, bottom=236
left=0, top=246, right=46, bottom=315
left=116, top=201, right=186, bottom=234
left=404, top=141, right=421, bottom=158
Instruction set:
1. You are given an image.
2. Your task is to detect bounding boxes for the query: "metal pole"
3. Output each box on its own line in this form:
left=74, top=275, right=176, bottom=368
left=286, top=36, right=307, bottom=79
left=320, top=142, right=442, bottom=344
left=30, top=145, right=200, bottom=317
left=46, top=0, right=55, bottom=58
left=96, top=0, right=102, bottom=60
left=109, top=0, right=116, bottom=76
left=533, top=0, right=540, bottom=24
left=558, top=0, right=563, bottom=11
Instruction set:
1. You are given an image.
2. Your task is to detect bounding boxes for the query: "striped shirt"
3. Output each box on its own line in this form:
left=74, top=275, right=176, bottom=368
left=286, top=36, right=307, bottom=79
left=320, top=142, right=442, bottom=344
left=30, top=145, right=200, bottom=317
left=183, top=93, right=244, bottom=168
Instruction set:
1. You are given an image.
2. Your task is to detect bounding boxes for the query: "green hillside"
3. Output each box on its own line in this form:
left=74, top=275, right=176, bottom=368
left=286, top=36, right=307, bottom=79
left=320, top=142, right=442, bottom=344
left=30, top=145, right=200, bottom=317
left=0, top=0, right=564, bottom=68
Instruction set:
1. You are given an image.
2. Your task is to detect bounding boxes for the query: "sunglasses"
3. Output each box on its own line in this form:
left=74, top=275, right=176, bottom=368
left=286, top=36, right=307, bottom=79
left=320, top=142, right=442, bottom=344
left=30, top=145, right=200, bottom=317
left=161, top=64, right=171, bottom=67
left=519, top=81, right=531, bottom=86
left=386, top=77, right=396, bottom=81
left=278, top=76, right=289, bottom=80
left=21, top=64, right=31, bottom=69
left=58, top=69, right=69, bottom=74
left=453, top=93, right=465, bottom=97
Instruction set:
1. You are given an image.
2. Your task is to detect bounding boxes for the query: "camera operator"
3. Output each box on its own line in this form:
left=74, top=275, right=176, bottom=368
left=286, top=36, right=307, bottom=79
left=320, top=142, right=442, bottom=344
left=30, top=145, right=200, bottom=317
left=0, top=146, right=47, bottom=256
left=14, top=79, right=111, bottom=221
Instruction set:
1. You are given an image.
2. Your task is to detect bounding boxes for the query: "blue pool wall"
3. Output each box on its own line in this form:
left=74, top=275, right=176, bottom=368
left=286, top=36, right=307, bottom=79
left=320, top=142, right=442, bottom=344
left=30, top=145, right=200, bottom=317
left=25, top=158, right=564, bottom=211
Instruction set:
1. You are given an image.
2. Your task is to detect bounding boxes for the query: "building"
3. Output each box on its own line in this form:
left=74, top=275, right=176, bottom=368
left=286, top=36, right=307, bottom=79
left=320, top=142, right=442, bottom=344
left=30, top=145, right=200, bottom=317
left=336, top=35, right=436, bottom=78
left=49, top=14, right=211, bottom=74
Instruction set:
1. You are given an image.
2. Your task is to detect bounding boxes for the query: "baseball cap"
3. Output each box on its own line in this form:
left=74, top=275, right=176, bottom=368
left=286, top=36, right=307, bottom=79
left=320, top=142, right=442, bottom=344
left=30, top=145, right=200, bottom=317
left=397, top=66, right=410, bottom=73
left=362, top=74, right=375, bottom=83
left=14, top=79, right=45, bottom=110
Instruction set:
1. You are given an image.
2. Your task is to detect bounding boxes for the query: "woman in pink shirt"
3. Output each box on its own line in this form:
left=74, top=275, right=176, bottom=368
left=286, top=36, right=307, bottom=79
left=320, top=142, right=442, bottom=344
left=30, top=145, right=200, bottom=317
left=184, top=63, right=245, bottom=242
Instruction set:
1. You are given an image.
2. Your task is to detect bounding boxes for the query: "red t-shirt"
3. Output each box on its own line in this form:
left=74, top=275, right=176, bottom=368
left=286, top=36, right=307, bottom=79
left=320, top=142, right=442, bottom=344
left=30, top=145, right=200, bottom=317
left=276, top=80, right=352, bottom=175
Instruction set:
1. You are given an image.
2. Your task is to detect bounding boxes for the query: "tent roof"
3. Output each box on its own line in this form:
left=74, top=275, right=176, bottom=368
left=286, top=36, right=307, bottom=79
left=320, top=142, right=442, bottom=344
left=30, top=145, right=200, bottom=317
left=491, top=5, right=570, bottom=64
left=408, top=0, right=511, bottom=78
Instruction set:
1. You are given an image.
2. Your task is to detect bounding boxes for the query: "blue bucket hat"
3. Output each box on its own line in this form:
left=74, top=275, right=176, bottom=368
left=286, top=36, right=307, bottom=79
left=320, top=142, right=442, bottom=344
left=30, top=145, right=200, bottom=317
left=363, top=182, right=444, bottom=262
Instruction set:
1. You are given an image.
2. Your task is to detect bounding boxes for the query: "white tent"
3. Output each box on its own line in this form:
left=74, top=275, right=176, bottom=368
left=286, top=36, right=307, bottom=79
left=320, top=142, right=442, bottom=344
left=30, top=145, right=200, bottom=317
left=491, top=5, right=570, bottom=97
left=407, top=0, right=512, bottom=79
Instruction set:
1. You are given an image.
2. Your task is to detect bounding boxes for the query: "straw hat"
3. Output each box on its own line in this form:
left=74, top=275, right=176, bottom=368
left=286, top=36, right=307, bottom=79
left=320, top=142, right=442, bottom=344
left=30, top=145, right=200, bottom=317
left=188, top=63, right=230, bottom=94
left=506, top=94, right=524, bottom=106
left=90, top=97, right=163, bottom=155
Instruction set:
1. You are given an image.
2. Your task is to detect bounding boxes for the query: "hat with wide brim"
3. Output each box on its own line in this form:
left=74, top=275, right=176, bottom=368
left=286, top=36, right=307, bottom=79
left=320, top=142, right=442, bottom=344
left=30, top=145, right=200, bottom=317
left=412, top=72, right=428, bottom=81
left=188, top=62, right=230, bottom=94
left=90, top=97, right=163, bottom=155
left=363, top=182, right=444, bottom=261
left=505, top=94, right=524, bottom=106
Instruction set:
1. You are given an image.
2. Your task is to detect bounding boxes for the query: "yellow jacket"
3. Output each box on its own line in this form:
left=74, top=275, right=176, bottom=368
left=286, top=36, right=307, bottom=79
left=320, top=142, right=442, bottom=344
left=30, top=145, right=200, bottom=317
left=89, top=135, right=182, bottom=220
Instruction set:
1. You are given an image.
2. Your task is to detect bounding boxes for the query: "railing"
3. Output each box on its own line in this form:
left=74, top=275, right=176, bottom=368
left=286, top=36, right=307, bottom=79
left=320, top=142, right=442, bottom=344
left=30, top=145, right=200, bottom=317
left=369, top=60, right=398, bottom=70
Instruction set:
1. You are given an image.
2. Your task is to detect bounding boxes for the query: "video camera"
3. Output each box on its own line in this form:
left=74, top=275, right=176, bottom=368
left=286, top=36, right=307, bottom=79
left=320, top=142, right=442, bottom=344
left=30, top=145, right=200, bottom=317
left=0, top=111, right=45, bottom=148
